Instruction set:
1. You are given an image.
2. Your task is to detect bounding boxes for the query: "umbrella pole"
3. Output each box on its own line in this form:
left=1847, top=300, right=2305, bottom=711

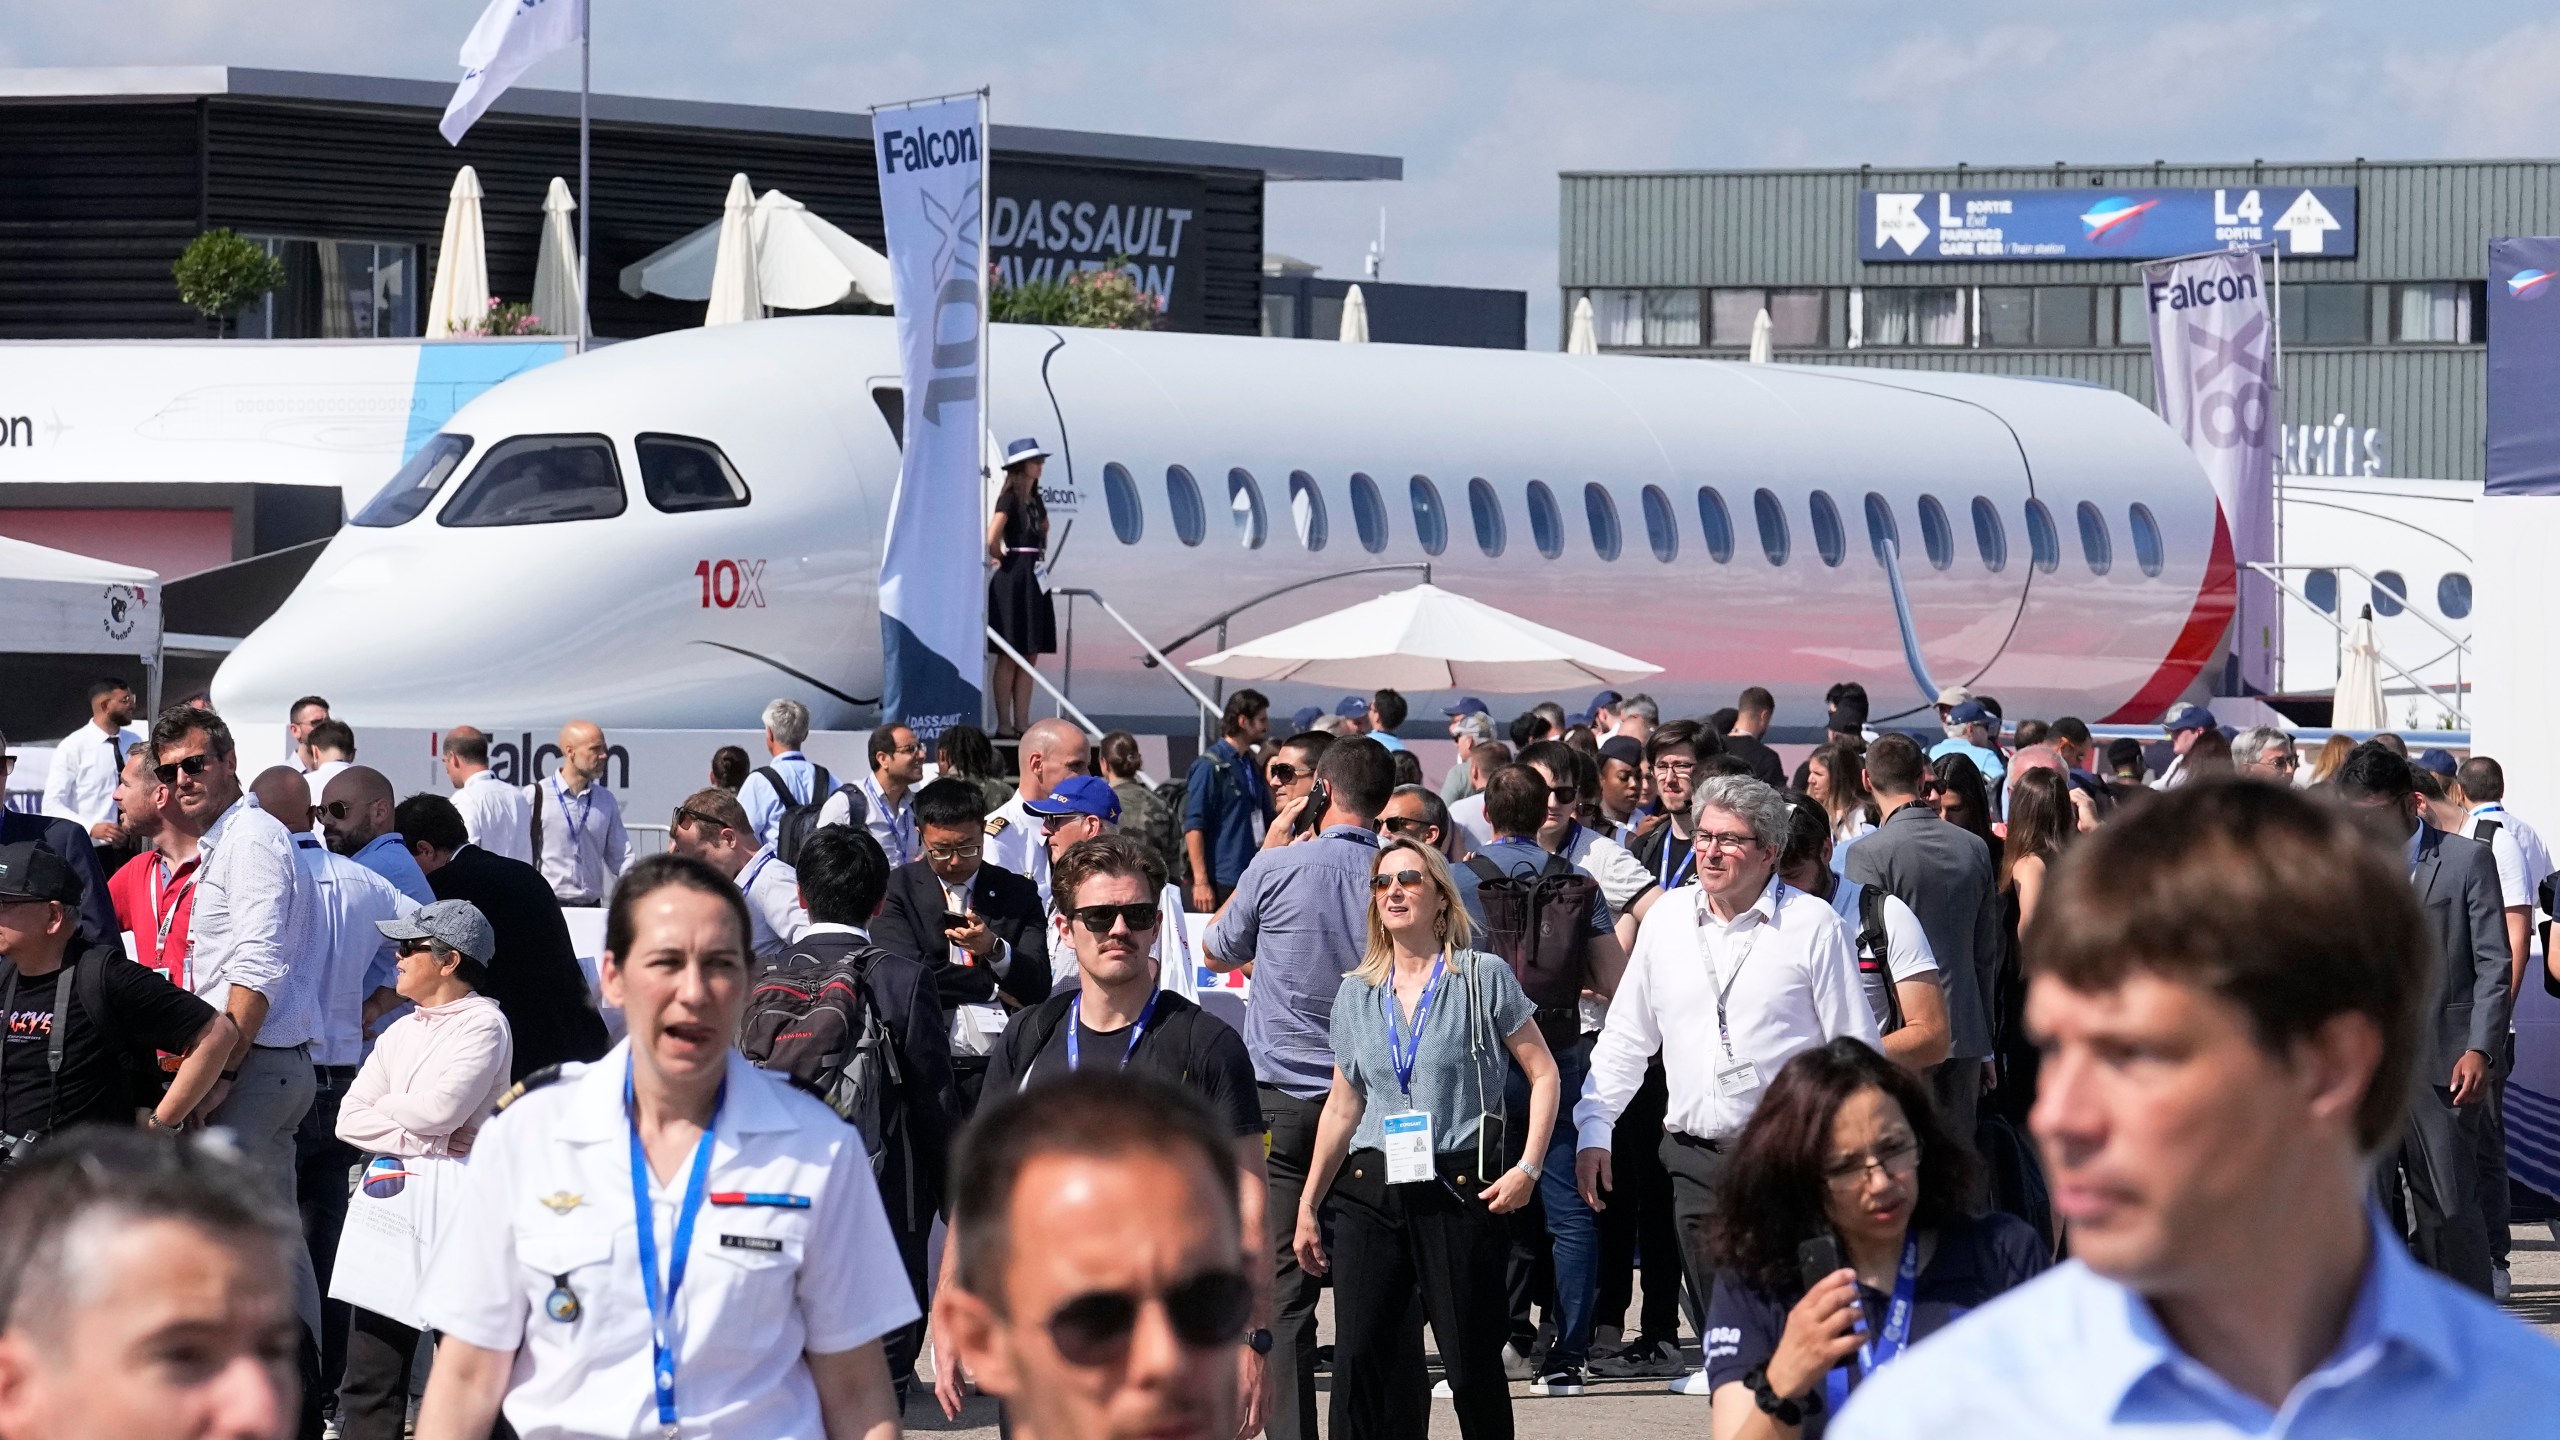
left=577, top=0, right=592, bottom=352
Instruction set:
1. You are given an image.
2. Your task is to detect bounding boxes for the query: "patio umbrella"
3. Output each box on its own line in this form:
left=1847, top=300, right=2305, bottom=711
left=1339, top=284, right=1370, bottom=343
left=530, top=176, right=582, bottom=338
left=1188, top=582, right=1661, bottom=692
left=1748, top=307, right=1774, bottom=364
left=2334, top=603, right=2389, bottom=731
left=1566, top=294, right=1597, bottom=354
left=703, top=173, right=763, bottom=326
left=619, top=187, right=891, bottom=309
left=424, top=165, right=490, bottom=337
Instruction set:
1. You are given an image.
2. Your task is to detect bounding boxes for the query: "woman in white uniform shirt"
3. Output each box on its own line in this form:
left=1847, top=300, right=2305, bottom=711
left=415, top=854, right=913, bottom=1440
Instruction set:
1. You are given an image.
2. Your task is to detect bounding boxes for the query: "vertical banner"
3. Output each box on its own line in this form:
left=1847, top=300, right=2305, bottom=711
left=2145, top=250, right=2278, bottom=694
left=872, top=93, right=988, bottom=742
left=2487, top=237, right=2560, bottom=496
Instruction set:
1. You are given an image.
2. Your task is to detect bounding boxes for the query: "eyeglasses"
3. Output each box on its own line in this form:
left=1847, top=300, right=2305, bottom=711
left=1693, top=832, right=1758, bottom=853
left=153, top=753, right=217, bottom=785
left=1652, top=760, right=1697, bottom=780
left=1370, top=869, right=1429, bottom=892
left=887, top=743, right=923, bottom=758
left=1046, top=1269, right=1254, bottom=1367
left=1069, top=902, right=1159, bottom=934
left=2267, top=754, right=2301, bottom=772
left=1821, top=1137, right=1921, bottom=1191
left=925, top=841, right=984, bottom=863
left=671, top=807, right=729, bottom=833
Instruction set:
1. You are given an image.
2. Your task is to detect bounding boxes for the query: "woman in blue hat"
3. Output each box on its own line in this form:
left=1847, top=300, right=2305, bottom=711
left=987, top=438, right=1058, bottom=738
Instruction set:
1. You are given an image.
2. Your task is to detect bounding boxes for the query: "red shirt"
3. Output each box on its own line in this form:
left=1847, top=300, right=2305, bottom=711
left=109, top=849, right=200, bottom=989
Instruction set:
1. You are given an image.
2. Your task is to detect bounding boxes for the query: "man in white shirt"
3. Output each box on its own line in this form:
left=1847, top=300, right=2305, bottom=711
left=1572, top=773, right=1877, bottom=1397
left=40, top=677, right=142, bottom=843
left=2446, top=752, right=2552, bottom=1300
left=441, top=726, right=530, bottom=862
left=984, top=717, right=1089, bottom=907
left=301, top=718, right=356, bottom=801
left=818, top=722, right=924, bottom=869
left=286, top=694, right=330, bottom=772
left=668, top=786, right=810, bottom=962
left=1773, top=795, right=1949, bottom=1073
left=526, top=720, right=629, bottom=905
left=738, top=697, right=834, bottom=847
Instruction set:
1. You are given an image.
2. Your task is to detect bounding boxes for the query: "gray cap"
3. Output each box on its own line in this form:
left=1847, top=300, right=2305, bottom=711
left=377, top=898, right=495, bottom=965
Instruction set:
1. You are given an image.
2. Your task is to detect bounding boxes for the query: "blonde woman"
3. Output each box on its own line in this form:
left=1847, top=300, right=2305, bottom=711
left=1293, top=837, right=1558, bottom=1440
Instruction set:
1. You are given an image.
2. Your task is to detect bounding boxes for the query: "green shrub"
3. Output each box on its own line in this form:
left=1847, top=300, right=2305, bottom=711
left=173, top=230, right=286, bottom=336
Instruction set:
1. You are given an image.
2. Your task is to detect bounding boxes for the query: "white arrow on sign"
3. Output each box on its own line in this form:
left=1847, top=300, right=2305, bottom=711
left=1873, top=193, right=1930, bottom=255
left=2274, top=190, right=2341, bottom=255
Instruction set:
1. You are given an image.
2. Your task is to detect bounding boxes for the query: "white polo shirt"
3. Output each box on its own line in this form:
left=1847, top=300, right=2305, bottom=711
left=419, top=1042, right=918, bottom=1440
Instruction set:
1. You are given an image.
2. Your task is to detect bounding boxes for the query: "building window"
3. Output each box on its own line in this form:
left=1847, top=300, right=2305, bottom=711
left=1916, top=495, right=1954, bottom=570
left=2304, top=569, right=2338, bottom=613
left=1981, top=288, right=2034, bottom=347
left=236, top=236, right=420, bottom=339
left=1809, top=490, right=1847, bottom=567
left=2128, top=503, right=2163, bottom=578
left=1594, top=289, right=1644, bottom=347
left=2113, top=285, right=2149, bottom=346
left=1468, top=478, right=1506, bottom=557
left=1584, top=483, right=1621, bottom=561
left=1644, top=289, right=1702, bottom=347
left=1709, top=288, right=1829, bottom=348
left=1259, top=293, right=1298, bottom=338
left=2282, top=283, right=2370, bottom=346
left=1350, top=473, right=1388, bottom=554
left=1412, top=476, right=1450, bottom=556
left=1526, top=481, right=1563, bottom=559
left=2372, top=569, right=2407, bottom=617
left=1971, top=497, right=2008, bottom=573
left=2034, top=287, right=2098, bottom=348
left=1859, top=287, right=1965, bottom=346
left=1166, top=466, right=1206, bottom=547
left=2438, top=572, right=2472, bottom=620
left=1641, top=485, right=1677, bottom=562
left=2391, top=283, right=2482, bottom=343
left=1753, top=488, right=1790, bottom=567
left=2075, top=501, right=2112, bottom=576
left=1288, top=471, right=1326, bottom=551
left=1697, top=486, right=1735, bottom=563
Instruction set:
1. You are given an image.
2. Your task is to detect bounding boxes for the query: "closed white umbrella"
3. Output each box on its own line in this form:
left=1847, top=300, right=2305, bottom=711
left=1188, top=582, right=1661, bottom=692
left=1748, top=307, right=1774, bottom=364
left=620, top=188, right=891, bottom=309
left=2334, top=604, right=2389, bottom=731
left=1339, top=284, right=1370, bottom=343
left=1566, top=294, right=1597, bottom=355
left=424, top=165, right=490, bottom=337
left=531, top=176, right=582, bottom=338
left=703, top=173, right=763, bottom=326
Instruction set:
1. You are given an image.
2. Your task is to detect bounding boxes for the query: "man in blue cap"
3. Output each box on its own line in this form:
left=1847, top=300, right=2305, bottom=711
left=1583, top=691, right=1623, bottom=737
left=1334, top=696, right=1371, bottom=738
left=1289, top=706, right=1325, bottom=737
left=1930, top=700, right=2007, bottom=796
left=1031, top=774, right=1199, bottom=1001
left=2159, top=703, right=2217, bottom=789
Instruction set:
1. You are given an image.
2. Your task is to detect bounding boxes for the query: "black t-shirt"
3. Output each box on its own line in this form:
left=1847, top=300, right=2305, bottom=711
left=0, top=955, right=216, bottom=1136
left=1702, top=1211, right=2047, bottom=1435
left=985, top=990, right=1263, bottom=1138
left=1723, top=733, right=1789, bottom=789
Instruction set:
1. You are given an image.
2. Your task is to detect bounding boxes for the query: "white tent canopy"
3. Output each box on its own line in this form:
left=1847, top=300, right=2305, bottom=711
left=620, top=183, right=893, bottom=311
left=1188, top=582, right=1661, bottom=692
left=0, top=534, right=160, bottom=660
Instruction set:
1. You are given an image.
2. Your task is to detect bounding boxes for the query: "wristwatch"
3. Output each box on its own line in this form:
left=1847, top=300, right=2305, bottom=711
left=1243, top=1328, right=1274, bottom=1355
left=1513, top=1157, right=1542, bottom=1180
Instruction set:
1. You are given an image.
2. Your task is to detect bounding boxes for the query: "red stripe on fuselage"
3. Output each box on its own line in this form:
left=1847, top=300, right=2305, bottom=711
left=2102, top=508, right=2238, bottom=723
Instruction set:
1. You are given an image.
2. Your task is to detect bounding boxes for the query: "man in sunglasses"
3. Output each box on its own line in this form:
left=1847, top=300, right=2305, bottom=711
left=1255, top=732, right=1334, bottom=851
left=942, top=837, right=1270, bottom=1429
left=0, top=730, right=120, bottom=955
left=1031, top=777, right=1200, bottom=1000
left=317, top=766, right=434, bottom=905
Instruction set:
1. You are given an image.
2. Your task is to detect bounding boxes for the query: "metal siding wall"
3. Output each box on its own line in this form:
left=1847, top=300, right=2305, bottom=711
left=0, top=103, right=205, bottom=336
left=1197, top=173, right=1263, bottom=336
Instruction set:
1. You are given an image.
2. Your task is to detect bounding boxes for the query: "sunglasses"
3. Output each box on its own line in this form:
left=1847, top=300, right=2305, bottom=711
left=1379, top=815, right=1435, bottom=838
left=394, top=939, right=435, bottom=959
left=153, top=753, right=217, bottom=785
left=320, top=799, right=358, bottom=821
left=1041, top=812, right=1097, bottom=833
left=1046, top=1269, right=1254, bottom=1367
left=1369, top=869, right=1429, bottom=892
left=1069, top=902, right=1160, bottom=934
left=1546, top=785, right=1579, bottom=805
left=1267, top=762, right=1301, bottom=785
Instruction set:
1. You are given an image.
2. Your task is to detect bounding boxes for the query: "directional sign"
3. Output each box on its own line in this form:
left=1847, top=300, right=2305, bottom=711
left=1857, top=186, right=2359, bottom=262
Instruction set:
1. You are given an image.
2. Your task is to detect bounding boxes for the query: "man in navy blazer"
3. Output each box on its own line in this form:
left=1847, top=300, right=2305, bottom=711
left=1, top=743, right=117, bottom=950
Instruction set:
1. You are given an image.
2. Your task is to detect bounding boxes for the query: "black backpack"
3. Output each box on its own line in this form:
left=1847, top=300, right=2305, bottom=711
left=738, top=941, right=904, bottom=1179
left=1850, top=881, right=1905, bottom=1036
left=1463, top=852, right=1600, bottom=1045
left=759, top=764, right=856, bottom=865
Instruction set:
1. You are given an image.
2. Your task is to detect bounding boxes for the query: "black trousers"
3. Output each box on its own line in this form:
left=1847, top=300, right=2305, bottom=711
left=2382, top=1081, right=2494, bottom=1293
left=1259, top=1085, right=1328, bottom=1440
left=1329, top=1152, right=1514, bottom=1440
left=1658, top=1133, right=1730, bottom=1340
left=337, top=1307, right=417, bottom=1440
left=1596, top=1061, right=1683, bottom=1344
left=2478, top=1030, right=2516, bottom=1268
left=294, top=1067, right=361, bottom=1416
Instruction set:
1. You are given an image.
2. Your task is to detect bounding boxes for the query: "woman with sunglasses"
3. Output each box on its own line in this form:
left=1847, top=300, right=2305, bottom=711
left=414, top=854, right=913, bottom=1440
left=1295, top=837, right=1559, bottom=1440
left=1702, top=1038, right=2042, bottom=1438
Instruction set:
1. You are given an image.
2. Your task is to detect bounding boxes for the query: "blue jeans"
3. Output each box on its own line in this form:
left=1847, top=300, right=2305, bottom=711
left=1507, top=1030, right=1598, bottom=1370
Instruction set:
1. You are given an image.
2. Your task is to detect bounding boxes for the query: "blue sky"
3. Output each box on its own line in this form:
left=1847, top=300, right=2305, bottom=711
left=9, top=3, right=2560, bottom=344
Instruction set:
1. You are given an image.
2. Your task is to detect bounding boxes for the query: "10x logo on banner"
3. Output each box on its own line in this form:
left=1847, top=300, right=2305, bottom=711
left=2145, top=250, right=2278, bottom=695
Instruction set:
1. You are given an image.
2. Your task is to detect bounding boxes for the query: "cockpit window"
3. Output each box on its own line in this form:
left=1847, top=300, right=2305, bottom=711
left=437, top=434, right=626, bottom=528
left=351, top=433, right=472, bottom=528
left=636, top=434, right=751, bottom=513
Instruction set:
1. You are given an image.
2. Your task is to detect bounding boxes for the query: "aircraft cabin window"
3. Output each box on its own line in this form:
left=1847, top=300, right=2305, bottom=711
left=1412, top=475, right=1449, bottom=556
left=1103, top=463, right=1144, bottom=544
left=1863, top=492, right=1899, bottom=566
left=1916, top=495, right=1954, bottom=571
left=1584, top=483, right=1622, bottom=562
left=1697, top=487, right=1735, bottom=563
left=1526, top=480, right=1564, bottom=559
left=2371, top=570, right=2407, bottom=618
left=2023, top=499, right=2060, bottom=575
left=436, top=434, right=625, bottom=528
left=1288, top=471, right=1327, bottom=551
left=1468, top=478, right=1506, bottom=558
left=635, top=434, right=752, bottom=514
left=1228, top=468, right=1268, bottom=550
left=1753, top=488, right=1790, bottom=567
left=1971, top=497, right=2007, bottom=573
left=1809, top=489, right=1847, bottom=568
left=1351, top=472, right=1389, bottom=553
left=353, top=432, right=472, bottom=527
left=2127, top=503, right=2163, bottom=578
left=2304, top=568, right=2339, bottom=614
left=2075, top=501, right=2112, bottom=576
left=2438, top=572, right=2472, bottom=620
left=1641, top=485, right=1677, bottom=563
left=1167, top=465, right=1206, bottom=547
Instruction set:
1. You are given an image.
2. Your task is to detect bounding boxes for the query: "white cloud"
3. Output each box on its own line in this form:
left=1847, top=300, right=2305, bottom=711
left=2385, top=20, right=2560, bottom=153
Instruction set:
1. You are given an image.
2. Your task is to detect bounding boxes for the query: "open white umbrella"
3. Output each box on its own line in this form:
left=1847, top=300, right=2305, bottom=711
left=620, top=187, right=891, bottom=310
left=531, top=176, right=582, bottom=339
left=1338, top=284, right=1370, bottom=343
left=1566, top=294, right=1597, bottom=355
left=703, top=173, right=764, bottom=326
left=424, top=165, right=490, bottom=337
left=2334, top=603, right=2389, bottom=731
left=1748, top=307, right=1774, bottom=364
left=1188, top=582, right=1661, bottom=692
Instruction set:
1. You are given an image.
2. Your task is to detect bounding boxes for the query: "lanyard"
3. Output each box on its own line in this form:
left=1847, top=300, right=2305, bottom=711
left=1826, top=1233, right=1920, bottom=1414
left=738, top=849, right=776, bottom=898
left=1065, top=990, right=1162, bottom=1072
left=1382, top=954, right=1449, bottom=1099
left=150, top=858, right=198, bottom=965
left=556, top=777, right=592, bottom=852
left=627, top=1065, right=722, bottom=1440
left=1694, top=884, right=1780, bottom=1061
left=1658, top=831, right=1695, bottom=891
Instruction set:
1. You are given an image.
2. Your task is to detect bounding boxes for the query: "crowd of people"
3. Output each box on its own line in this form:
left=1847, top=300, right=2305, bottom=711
left=2, top=673, right=2559, bottom=1440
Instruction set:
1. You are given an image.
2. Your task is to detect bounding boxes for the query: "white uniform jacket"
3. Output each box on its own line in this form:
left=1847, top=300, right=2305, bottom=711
left=418, top=1040, right=919, bottom=1439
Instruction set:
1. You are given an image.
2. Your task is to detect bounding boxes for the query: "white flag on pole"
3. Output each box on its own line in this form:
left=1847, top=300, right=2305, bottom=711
left=440, top=0, right=585, bottom=146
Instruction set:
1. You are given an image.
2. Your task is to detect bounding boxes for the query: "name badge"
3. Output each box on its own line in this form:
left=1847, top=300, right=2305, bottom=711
left=1715, top=1059, right=1759, bottom=1097
left=1382, top=1110, right=1435, bottom=1185
left=719, top=1234, right=784, bottom=1253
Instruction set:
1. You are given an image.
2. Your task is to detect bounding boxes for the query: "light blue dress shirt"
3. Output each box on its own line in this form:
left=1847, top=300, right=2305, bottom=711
left=353, top=831, right=437, bottom=907
left=1832, top=1212, right=2560, bottom=1439
left=739, top=751, right=823, bottom=846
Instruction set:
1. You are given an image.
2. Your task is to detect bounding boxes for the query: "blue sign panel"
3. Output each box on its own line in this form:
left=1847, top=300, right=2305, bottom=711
left=2486, top=237, right=2560, bottom=496
left=1858, top=187, right=2358, bottom=262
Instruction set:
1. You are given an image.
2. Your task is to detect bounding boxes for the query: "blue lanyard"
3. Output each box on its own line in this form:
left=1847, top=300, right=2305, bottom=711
left=738, top=849, right=776, bottom=897
left=556, top=777, right=592, bottom=851
left=1065, top=990, right=1162, bottom=1072
left=1659, top=834, right=1694, bottom=891
left=627, top=1065, right=722, bottom=1438
left=1382, top=954, right=1448, bottom=1099
left=1825, top=1232, right=1920, bottom=1414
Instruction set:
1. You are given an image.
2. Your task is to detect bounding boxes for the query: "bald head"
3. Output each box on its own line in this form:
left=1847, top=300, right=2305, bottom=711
left=557, top=721, right=609, bottom=790
left=247, top=767, right=310, bottom=829
left=319, top=765, right=397, bottom=857
left=1017, top=719, right=1090, bottom=804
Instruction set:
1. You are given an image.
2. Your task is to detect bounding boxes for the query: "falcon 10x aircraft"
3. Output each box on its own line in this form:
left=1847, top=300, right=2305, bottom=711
left=212, top=317, right=2233, bottom=731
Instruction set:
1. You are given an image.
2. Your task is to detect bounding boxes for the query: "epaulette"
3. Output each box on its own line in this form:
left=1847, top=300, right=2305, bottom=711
left=494, top=1063, right=569, bottom=1113
left=984, top=816, right=1009, bottom=836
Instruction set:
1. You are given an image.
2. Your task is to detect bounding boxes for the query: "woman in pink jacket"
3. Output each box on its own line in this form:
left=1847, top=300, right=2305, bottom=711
left=331, top=899, right=515, bottom=1440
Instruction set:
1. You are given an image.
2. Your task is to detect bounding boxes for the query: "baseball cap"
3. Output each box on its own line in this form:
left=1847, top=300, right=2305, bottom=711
left=378, top=898, right=497, bottom=965
left=1442, top=696, right=1489, bottom=717
left=0, top=842, right=76, bottom=905
left=1586, top=690, right=1623, bottom=715
left=1948, top=700, right=1991, bottom=726
left=1598, top=736, right=1644, bottom=771
left=2415, top=748, right=2460, bottom=778
left=1334, top=696, right=1370, bottom=719
left=1935, top=685, right=1973, bottom=709
left=1289, top=706, right=1325, bottom=734
left=1024, top=773, right=1123, bottom=824
left=2163, top=704, right=2216, bottom=733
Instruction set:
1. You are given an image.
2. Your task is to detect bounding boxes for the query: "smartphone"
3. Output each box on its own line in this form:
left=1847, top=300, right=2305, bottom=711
left=1795, top=1234, right=1845, bottom=1292
left=938, top=911, right=970, bottom=933
left=1293, top=779, right=1331, bottom=836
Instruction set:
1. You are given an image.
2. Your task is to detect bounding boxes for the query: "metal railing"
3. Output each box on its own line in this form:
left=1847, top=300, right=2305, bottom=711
left=987, top=625, right=1111, bottom=742
left=2248, top=562, right=2469, bottom=725
left=1054, top=586, right=1222, bottom=735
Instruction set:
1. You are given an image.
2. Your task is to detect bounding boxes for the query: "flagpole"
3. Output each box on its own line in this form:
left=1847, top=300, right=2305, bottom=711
left=577, top=0, right=592, bottom=352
